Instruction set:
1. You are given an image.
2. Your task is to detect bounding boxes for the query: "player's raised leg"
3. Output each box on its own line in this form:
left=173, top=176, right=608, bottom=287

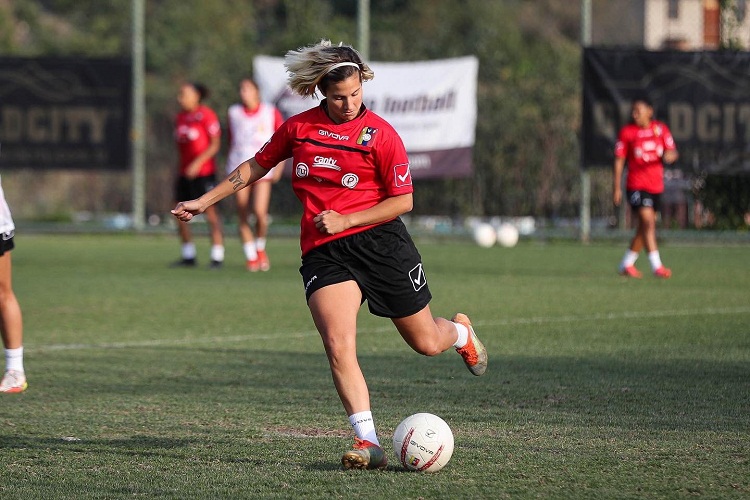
left=392, top=306, right=487, bottom=376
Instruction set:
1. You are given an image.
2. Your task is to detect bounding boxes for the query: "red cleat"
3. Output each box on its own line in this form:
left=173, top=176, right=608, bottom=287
left=452, top=313, right=488, bottom=376
left=619, top=265, right=642, bottom=278
left=258, top=249, right=270, bottom=271
left=653, top=266, right=672, bottom=279
left=341, top=438, right=388, bottom=470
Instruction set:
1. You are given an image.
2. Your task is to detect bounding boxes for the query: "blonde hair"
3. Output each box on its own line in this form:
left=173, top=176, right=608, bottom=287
left=285, top=39, right=374, bottom=98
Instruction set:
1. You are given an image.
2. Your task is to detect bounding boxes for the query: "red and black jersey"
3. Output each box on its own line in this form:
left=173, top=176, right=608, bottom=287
left=614, top=120, right=676, bottom=193
left=255, top=101, right=413, bottom=256
left=174, top=105, right=221, bottom=177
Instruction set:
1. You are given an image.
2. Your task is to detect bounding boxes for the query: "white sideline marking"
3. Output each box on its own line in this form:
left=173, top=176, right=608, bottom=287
left=479, top=306, right=750, bottom=327
left=29, top=306, right=750, bottom=353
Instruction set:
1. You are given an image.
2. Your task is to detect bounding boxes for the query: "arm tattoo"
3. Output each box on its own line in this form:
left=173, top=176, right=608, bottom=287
left=229, top=169, right=244, bottom=191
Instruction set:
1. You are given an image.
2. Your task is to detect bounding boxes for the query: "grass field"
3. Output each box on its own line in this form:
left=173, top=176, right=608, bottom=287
left=1, top=233, right=748, bottom=499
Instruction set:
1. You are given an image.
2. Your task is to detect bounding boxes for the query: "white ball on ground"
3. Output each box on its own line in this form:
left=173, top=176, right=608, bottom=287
left=496, top=223, right=519, bottom=248
left=392, top=413, right=454, bottom=472
left=472, top=223, right=497, bottom=248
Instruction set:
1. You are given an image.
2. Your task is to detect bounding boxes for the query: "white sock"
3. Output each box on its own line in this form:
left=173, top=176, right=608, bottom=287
left=181, top=242, right=196, bottom=260
left=620, top=250, right=638, bottom=271
left=452, top=322, right=469, bottom=349
left=256, top=238, right=266, bottom=252
left=210, top=245, right=225, bottom=262
left=648, top=251, right=663, bottom=271
left=349, top=411, right=379, bottom=446
left=5, top=347, right=24, bottom=373
left=243, top=242, right=258, bottom=260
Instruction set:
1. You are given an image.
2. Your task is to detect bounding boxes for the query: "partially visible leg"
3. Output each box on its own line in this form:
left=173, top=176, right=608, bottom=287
left=637, top=206, right=670, bottom=277
left=174, top=177, right=197, bottom=266
left=619, top=207, right=645, bottom=277
left=0, top=251, right=27, bottom=393
left=252, top=182, right=273, bottom=271
left=174, top=219, right=197, bottom=266
left=637, top=206, right=658, bottom=253
left=0, top=252, right=22, bottom=349
left=203, top=205, right=224, bottom=267
left=177, top=218, right=192, bottom=245
left=235, top=186, right=254, bottom=247
left=236, top=187, right=259, bottom=271
left=252, top=181, right=272, bottom=241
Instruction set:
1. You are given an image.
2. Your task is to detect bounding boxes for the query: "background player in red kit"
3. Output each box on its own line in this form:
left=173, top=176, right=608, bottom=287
left=172, top=39, right=487, bottom=470
left=172, top=82, right=224, bottom=268
left=225, top=78, right=284, bottom=271
left=613, top=96, right=678, bottom=279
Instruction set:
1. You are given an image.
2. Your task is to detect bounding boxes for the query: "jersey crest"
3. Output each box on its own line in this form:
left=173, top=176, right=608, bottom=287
left=357, top=126, right=378, bottom=146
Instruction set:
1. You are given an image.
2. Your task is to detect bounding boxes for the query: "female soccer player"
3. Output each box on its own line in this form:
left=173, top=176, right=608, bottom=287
left=172, top=40, right=487, bottom=469
left=225, top=78, right=284, bottom=271
left=0, top=174, right=27, bottom=393
left=613, top=96, right=678, bottom=278
left=172, top=82, right=224, bottom=268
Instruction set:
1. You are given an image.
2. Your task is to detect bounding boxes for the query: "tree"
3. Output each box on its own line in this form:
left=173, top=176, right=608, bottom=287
left=1, top=0, right=583, bottom=223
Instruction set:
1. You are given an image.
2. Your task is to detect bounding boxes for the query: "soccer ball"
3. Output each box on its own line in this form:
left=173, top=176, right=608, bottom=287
left=472, top=222, right=497, bottom=248
left=496, top=223, right=519, bottom=248
left=392, top=413, right=454, bottom=472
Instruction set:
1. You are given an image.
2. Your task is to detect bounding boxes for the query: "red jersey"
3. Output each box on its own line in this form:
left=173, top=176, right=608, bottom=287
left=614, top=120, right=676, bottom=193
left=255, top=102, right=413, bottom=256
left=174, top=104, right=221, bottom=177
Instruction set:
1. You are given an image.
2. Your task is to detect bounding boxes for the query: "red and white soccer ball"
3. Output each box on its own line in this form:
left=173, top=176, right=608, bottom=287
left=392, top=413, right=454, bottom=472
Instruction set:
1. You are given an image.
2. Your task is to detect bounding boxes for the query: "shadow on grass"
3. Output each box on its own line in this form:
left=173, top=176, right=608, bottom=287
left=24, top=346, right=750, bottom=436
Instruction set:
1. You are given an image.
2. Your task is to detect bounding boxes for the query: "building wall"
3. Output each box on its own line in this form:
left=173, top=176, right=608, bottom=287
left=645, top=0, right=706, bottom=49
left=587, top=0, right=750, bottom=50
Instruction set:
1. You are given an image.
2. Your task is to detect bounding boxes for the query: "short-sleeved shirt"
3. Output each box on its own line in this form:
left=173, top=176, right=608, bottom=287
left=254, top=101, right=413, bottom=256
left=225, top=103, right=284, bottom=179
left=614, top=120, right=676, bottom=193
left=174, top=105, right=221, bottom=177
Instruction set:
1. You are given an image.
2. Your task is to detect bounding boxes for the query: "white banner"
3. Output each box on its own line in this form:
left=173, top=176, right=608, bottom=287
left=253, top=55, right=478, bottom=178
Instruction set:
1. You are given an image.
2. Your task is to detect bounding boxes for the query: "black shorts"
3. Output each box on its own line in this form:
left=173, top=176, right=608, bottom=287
left=175, top=175, right=217, bottom=201
left=627, top=190, right=662, bottom=212
left=0, top=232, right=15, bottom=256
left=300, top=218, right=432, bottom=318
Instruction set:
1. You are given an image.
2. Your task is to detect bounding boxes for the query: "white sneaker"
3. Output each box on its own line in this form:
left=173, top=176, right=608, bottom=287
left=0, top=370, right=28, bottom=393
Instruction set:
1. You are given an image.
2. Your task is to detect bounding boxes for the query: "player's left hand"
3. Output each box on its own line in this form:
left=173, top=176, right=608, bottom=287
left=663, top=149, right=678, bottom=165
left=314, top=210, right=349, bottom=235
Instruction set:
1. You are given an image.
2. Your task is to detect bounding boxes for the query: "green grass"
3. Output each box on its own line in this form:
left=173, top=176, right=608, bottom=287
left=1, top=233, right=748, bottom=499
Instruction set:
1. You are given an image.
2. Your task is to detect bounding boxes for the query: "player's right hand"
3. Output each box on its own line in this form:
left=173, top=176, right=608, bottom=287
left=171, top=200, right=203, bottom=222
left=613, top=187, right=622, bottom=207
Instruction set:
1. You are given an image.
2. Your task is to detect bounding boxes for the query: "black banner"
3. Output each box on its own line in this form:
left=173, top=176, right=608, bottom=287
left=0, top=57, right=132, bottom=170
left=582, top=48, right=750, bottom=175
